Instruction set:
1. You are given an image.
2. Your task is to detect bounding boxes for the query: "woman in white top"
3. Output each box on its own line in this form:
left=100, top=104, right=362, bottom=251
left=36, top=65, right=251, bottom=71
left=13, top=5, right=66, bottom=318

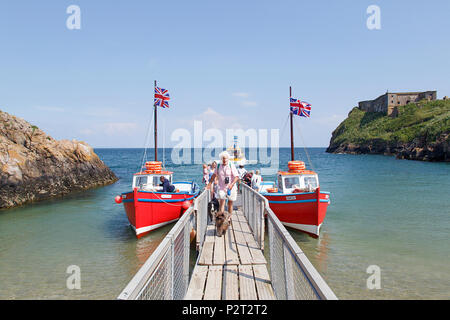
left=237, top=165, right=247, bottom=179
left=251, top=170, right=262, bottom=191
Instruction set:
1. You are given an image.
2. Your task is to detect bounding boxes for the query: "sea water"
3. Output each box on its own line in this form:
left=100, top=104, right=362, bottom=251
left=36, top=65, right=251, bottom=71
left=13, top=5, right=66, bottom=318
left=0, top=148, right=448, bottom=299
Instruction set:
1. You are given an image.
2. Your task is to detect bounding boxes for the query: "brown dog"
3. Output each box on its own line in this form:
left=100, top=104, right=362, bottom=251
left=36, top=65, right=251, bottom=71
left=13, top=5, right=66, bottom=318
left=215, top=211, right=230, bottom=237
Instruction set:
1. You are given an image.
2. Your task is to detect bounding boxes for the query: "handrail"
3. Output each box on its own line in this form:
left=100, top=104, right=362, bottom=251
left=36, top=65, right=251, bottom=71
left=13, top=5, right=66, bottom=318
left=117, top=192, right=203, bottom=300
left=118, top=185, right=337, bottom=300
left=240, top=183, right=338, bottom=300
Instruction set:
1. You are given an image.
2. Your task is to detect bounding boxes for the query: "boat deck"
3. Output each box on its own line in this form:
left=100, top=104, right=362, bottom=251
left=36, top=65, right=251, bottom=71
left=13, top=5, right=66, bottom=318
left=185, top=210, right=276, bottom=300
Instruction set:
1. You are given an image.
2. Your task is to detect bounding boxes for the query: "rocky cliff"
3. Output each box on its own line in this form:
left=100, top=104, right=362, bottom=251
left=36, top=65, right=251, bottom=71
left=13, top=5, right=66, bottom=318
left=327, top=100, right=450, bottom=162
left=0, top=110, right=118, bottom=209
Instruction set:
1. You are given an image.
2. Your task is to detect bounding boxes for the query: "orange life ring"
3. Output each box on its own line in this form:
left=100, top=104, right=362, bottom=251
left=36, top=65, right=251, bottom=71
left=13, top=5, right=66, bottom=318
left=146, top=161, right=162, bottom=165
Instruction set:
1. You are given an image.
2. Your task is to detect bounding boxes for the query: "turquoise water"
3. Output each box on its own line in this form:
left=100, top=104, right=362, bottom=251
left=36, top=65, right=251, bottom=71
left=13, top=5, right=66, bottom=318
left=0, top=148, right=448, bottom=299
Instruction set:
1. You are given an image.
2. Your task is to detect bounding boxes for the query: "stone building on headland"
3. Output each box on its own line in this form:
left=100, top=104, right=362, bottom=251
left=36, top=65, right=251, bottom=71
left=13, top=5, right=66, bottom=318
left=358, top=91, right=437, bottom=117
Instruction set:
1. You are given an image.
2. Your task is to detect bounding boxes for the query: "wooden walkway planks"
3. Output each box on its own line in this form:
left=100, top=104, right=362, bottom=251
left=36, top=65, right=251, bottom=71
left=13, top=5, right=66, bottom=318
left=253, top=264, right=276, bottom=300
left=231, top=214, right=254, bottom=265
left=235, top=215, right=266, bottom=264
left=238, top=265, right=258, bottom=300
left=184, top=265, right=208, bottom=300
left=224, top=223, right=240, bottom=265
left=204, top=266, right=223, bottom=300
left=222, top=265, right=239, bottom=300
left=186, top=209, right=276, bottom=300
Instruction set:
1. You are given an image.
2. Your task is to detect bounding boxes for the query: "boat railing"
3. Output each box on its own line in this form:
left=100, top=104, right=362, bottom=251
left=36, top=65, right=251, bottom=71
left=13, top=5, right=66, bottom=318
left=241, top=183, right=338, bottom=300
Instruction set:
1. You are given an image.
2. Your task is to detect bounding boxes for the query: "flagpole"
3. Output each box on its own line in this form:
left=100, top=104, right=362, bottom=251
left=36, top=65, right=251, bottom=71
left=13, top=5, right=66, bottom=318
left=290, top=86, right=294, bottom=161
left=154, top=80, right=158, bottom=161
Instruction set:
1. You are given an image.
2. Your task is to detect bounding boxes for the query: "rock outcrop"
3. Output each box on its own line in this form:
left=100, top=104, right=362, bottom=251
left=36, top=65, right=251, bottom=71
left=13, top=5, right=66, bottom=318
left=327, top=132, right=449, bottom=161
left=326, top=100, right=450, bottom=162
left=0, top=110, right=118, bottom=209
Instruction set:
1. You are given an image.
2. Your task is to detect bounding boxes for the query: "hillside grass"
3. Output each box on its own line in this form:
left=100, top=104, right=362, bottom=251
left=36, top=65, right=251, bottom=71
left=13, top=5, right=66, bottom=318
left=331, top=99, right=450, bottom=146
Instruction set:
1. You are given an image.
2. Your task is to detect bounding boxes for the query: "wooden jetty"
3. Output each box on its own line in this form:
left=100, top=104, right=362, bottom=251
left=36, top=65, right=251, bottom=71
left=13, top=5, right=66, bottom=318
left=118, top=184, right=337, bottom=300
left=185, top=210, right=275, bottom=300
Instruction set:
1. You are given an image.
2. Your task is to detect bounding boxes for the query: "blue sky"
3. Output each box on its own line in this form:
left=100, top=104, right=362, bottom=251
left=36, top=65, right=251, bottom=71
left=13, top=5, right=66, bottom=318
left=0, top=0, right=449, bottom=148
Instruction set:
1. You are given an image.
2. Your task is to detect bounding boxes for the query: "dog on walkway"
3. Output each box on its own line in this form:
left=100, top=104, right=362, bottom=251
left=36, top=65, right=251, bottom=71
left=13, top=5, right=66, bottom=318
left=215, top=211, right=231, bottom=237
left=207, top=198, right=219, bottom=223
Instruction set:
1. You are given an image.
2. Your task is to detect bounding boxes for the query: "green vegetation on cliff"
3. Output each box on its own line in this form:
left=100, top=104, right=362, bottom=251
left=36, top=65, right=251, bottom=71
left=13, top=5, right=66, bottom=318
left=327, top=99, right=450, bottom=161
left=331, top=100, right=449, bottom=145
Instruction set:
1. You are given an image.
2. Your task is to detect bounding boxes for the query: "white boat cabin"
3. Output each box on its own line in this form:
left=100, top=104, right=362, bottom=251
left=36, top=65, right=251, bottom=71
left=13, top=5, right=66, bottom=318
left=132, top=173, right=195, bottom=193
left=260, top=173, right=320, bottom=194
left=132, top=173, right=172, bottom=191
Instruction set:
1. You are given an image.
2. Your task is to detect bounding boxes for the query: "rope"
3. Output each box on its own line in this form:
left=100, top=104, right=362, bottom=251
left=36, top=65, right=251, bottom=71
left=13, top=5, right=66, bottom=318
left=162, top=116, right=165, bottom=169
left=138, top=109, right=155, bottom=173
left=139, top=188, right=196, bottom=207
left=137, top=108, right=196, bottom=206
left=279, top=113, right=290, bottom=143
left=293, top=118, right=315, bottom=172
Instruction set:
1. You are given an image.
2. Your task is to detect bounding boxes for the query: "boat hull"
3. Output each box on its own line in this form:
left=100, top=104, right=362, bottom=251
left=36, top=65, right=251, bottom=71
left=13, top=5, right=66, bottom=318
left=122, top=188, right=197, bottom=238
left=263, top=188, right=330, bottom=237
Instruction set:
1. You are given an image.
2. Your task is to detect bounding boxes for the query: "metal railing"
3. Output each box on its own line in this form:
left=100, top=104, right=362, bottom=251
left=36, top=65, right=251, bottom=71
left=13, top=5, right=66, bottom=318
left=117, top=189, right=209, bottom=300
left=194, top=189, right=210, bottom=251
left=241, top=183, right=338, bottom=300
left=118, top=185, right=337, bottom=300
left=241, top=184, right=265, bottom=250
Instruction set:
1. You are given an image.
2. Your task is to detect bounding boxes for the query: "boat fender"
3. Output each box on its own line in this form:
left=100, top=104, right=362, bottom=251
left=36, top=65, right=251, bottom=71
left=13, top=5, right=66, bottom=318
left=114, top=195, right=122, bottom=204
left=182, top=200, right=191, bottom=210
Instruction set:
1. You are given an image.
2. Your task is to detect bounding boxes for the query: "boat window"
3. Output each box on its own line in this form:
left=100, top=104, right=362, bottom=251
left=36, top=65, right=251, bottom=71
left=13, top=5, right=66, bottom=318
left=135, top=176, right=148, bottom=189
left=152, top=175, right=171, bottom=186
left=284, top=177, right=300, bottom=189
left=302, top=176, right=318, bottom=189
left=277, top=176, right=283, bottom=190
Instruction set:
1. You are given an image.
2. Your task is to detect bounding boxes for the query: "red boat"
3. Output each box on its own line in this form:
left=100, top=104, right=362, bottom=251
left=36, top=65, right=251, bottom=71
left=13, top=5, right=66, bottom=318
left=119, top=167, right=199, bottom=238
left=114, top=81, right=199, bottom=238
left=259, top=87, right=330, bottom=237
left=260, top=168, right=330, bottom=237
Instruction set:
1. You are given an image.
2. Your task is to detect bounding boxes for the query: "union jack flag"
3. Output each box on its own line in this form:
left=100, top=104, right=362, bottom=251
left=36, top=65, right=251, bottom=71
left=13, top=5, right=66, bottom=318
left=154, top=87, right=170, bottom=108
left=290, top=98, right=311, bottom=118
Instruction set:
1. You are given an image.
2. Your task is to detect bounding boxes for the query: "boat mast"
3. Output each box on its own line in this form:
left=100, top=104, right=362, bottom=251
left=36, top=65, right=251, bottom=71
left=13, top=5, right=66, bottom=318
left=290, top=86, right=294, bottom=161
left=154, top=80, right=158, bottom=161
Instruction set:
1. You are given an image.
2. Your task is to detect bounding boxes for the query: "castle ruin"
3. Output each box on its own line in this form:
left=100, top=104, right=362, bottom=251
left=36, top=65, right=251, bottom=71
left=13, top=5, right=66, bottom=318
left=358, top=91, right=437, bottom=117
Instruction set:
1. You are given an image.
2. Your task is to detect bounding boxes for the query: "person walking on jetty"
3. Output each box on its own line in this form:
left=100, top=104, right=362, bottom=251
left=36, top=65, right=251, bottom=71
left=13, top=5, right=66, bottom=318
left=237, top=164, right=247, bottom=179
left=202, top=164, right=209, bottom=184
left=251, top=170, right=262, bottom=191
left=237, top=164, right=247, bottom=192
left=209, top=161, right=216, bottom=180
left=207, top=151, right=239, bottom=217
